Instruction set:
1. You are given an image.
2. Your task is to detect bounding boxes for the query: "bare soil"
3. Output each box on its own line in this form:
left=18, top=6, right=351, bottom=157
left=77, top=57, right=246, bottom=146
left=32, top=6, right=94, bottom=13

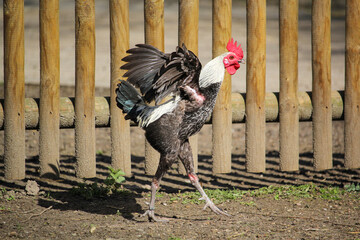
left=1, top=1, right=358, bottom=239
left=0, top=85, right=359, bottom=240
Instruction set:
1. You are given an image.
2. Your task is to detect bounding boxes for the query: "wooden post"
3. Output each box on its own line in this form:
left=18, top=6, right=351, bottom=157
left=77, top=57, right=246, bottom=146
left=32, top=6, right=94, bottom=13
left=110, top=0, right=131, bottom=176
left=344, top=0, right=360, bottom=169
left=39, top=0, right=60, bottom=178
left=144, top=0, right=164, bottom=175
left=212, top=0, right=232, bottom=174
left=178, top=0, right=199, bottom=174
left=245, top=0, right=266, bottom=172
left=3, top=0, right=25, bottom=179
left=279, top=0, right=299, bottom=171
left=75, top=0, right=96, bottom=178
left=311, top=0, right=332, bottom=170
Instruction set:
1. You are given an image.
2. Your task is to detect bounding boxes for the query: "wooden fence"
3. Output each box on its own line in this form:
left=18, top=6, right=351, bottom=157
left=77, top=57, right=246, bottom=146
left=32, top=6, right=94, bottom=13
left=1, top=0, right=360, bottom=180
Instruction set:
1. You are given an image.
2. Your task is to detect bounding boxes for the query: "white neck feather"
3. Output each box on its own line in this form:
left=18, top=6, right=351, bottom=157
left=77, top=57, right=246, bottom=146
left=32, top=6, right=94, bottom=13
left=199, top=53, right=227, bottom=89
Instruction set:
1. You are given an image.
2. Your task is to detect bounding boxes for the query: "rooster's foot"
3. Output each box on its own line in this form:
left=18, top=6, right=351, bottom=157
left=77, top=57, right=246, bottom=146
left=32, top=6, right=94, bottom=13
left=141, top=210, right=170, bottom=222
left=199, top=197, right=231, bottom=217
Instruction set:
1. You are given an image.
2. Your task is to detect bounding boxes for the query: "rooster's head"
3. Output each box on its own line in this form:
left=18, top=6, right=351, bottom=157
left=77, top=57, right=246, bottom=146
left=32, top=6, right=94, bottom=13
left=223, top=38, right=245, bottom=75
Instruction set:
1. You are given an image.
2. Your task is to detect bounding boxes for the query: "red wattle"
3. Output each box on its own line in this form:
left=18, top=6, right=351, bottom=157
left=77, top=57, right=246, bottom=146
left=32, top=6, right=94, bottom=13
left=226, top=66, right=237, bottom=75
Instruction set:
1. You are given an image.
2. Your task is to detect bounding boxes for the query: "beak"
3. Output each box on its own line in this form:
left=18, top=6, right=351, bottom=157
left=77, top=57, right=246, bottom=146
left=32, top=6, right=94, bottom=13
left=238, top=59, right=246, bottom=64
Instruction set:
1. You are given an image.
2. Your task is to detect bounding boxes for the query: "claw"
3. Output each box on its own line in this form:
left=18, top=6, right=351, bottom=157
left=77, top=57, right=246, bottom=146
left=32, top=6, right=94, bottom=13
left=201, top=197, right=231, bottom=217
left=203, top=202, right=210, bottom=210
left=188, top=172, right=232, bottom=217
left=141, top=210, right=170, bottom=222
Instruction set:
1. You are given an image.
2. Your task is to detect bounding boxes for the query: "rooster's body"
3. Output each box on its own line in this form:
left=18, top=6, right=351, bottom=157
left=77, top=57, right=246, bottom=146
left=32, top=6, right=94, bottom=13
left=116, top=39, right=244, bottom=221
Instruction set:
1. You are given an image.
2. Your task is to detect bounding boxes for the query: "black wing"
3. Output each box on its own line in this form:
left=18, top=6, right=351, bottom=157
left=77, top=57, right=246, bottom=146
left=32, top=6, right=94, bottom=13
left=121, top=43, right=202, bottom=105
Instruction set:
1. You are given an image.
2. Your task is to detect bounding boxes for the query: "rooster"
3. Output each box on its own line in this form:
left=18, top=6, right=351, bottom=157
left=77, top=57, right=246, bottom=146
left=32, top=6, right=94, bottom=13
left=116, top=39, right=244, bottom=222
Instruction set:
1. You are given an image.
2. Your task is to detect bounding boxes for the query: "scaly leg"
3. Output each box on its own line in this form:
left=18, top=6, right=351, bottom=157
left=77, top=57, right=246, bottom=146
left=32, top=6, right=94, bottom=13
left=141, top=153, right=177, bottom=222
left=179, top=140, right=231, bottom=217
left=141, top=178, right=169, bottom=222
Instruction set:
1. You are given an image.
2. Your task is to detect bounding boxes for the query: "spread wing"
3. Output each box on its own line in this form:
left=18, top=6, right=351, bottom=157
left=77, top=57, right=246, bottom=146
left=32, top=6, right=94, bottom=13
left=121, top=43, right=202, bottom=105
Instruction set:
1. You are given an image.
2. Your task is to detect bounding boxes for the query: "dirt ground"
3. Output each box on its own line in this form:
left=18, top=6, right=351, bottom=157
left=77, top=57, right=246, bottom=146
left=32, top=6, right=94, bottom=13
left=1, top=1, right=359, bottom=239
left=0, top=85, right=359, bottom=240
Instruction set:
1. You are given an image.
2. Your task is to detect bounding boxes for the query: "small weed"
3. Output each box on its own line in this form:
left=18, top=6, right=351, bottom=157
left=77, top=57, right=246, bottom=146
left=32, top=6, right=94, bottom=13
left=0, top=188, right=16, bottom=201
left=71, top=167, right=126, bottom=200
left=96, top=150, right=104, bottom=155
left=6, top=195, right=15, bottom=201
left=0, top=206, right=11, bottom=211
left=105, top=167, right=125, bottom=186
left=0, top=187, right=7, bottom=197
left=43, top=191, right=52, bottom=199
left=345, top=183, right=360, bottom=192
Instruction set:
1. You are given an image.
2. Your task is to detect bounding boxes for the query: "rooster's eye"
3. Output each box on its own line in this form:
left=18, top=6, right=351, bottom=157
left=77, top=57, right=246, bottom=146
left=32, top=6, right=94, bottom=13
left=229, top=55, right=234, bottom=60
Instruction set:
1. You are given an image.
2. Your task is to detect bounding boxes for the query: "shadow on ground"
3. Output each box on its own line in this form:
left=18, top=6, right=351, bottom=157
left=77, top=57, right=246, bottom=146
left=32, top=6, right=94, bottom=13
left=0, top=152, right=359, bottom=220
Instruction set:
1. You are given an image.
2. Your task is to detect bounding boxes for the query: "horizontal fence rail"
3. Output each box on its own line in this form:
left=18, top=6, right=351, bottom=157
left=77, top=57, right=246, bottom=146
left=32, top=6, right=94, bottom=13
left=0, top=91, right=345, bottom=130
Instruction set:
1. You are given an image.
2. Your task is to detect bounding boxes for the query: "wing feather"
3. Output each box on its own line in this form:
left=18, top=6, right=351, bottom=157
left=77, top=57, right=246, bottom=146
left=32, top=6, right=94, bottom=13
left=120, top=43, right=202, bottom=104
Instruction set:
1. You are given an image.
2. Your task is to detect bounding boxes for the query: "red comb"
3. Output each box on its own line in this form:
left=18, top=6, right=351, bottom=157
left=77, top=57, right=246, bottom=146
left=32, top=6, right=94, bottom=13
left=226, top=38, right=243, bottom=59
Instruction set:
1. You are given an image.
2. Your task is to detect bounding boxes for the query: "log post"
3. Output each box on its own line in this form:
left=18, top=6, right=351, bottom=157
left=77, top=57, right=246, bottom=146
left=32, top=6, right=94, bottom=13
left=0, top=91, right=346, bottom=130
left=311, top=0, right=332, bottom=170
left=110, top=0, right=131, bottom=176
left=212, top=0, right=232, bottom=174
left=75, top=0, right=96, bottom=178
left=144, top=0, right=164, bottom=175
left=178, top=0, right=199, bottom=174
left=344, top=0, right=360, bottom=169
left=3, top=0, right=25, bottom=179
left=39, top=0, right=60, bottom=178
left=245, top=0, right=266, bottom=172
left=279, top=0, right=299, bottom=171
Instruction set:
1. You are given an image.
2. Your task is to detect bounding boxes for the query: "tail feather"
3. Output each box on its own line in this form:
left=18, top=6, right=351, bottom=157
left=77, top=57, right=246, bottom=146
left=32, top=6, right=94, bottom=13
left=116, top=80, right=147, bottom=121
left=116, top=80, right=179, bottom=127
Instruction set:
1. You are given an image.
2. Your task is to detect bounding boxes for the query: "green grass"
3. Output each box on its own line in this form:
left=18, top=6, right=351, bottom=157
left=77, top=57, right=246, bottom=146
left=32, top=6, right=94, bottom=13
left=167, top=188, right=249, bottom=205
left=163, top=184, right=356, bottom=205
left=249, top=184, right=344, bottom=200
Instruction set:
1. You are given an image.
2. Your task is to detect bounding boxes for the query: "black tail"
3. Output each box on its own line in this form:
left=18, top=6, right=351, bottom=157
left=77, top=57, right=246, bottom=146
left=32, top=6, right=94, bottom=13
left=116, top=80, right=147, bottom=122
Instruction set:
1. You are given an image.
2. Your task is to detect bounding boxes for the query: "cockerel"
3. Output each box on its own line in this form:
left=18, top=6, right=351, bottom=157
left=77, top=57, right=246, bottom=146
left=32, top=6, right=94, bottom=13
left=116, top=38, right=244, bottom=222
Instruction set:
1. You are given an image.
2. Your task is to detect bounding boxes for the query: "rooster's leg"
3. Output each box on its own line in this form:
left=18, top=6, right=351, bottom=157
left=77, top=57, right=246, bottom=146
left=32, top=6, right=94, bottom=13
left=179, top=140, right=231, bottom=217
left=141, top=178, right=169, bottom=222
left=142, top=153, right=175, bottom=222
